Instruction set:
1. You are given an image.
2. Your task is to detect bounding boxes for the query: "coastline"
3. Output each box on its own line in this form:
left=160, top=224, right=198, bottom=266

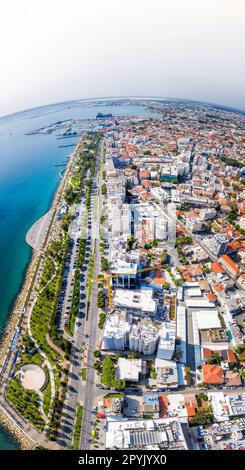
left=0, top=252, right=39, bottom=449
left=25, top=210, right=52, bottom=250
left=0, top=251, right=37, bottom=365
left=0, top=139, right=82, bottom=449
left=0, top=407, right=34, bottom=450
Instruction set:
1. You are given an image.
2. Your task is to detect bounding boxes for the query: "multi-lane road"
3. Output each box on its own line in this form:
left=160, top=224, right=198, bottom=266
left=80, top=140, right=104, bottom=450
left=58, top=138, right=104, bottom=449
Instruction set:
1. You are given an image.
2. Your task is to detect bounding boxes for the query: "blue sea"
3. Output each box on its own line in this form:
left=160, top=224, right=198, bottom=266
left=0, top=100, right=158, bottom=449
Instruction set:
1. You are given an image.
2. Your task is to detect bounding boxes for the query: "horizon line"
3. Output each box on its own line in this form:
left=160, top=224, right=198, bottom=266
left=1, top=95, right=245, bottom=121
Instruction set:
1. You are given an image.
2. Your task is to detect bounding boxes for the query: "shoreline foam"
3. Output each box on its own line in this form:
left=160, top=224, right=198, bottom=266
left=0, top=139, right=82, bottom=449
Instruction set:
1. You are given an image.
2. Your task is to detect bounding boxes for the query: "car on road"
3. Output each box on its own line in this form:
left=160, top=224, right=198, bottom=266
left=96, top=413, right=106, bottom=419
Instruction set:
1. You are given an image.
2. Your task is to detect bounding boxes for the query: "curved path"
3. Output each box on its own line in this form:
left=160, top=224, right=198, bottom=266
left=27, top=256, right=58, bottom=407
left=45, top=333, right=65, bottom=359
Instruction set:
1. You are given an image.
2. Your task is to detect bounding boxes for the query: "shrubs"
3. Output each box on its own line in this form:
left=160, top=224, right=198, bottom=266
left=101, top=257, right=109, bottom=272
left=149, top=363, right=157, bottom=380
left=93, top=361, right=101, bottom=370
left=160, top=250, right=168, bottom=265
left=98, top=312, right=106, bottom=329
left=236, top=344, right=245, bottom=362
left=198, top=393, right=208, bottom=402
left=175, top=236, right=193, bottom=248
left=101, top=183, right=106, bottom=195
left=97, top=289, right=105, bottom=308
left=43, top=373, right=52, bottom=416
left=184, top=366, right=192, bottom=386
left=31, top=235, right=71, bottom=364
left=46, top=392, right=64, bottom=440
left=6, top=378, right=45, bottom=431
left=206, top=352, right=221, bottom=365
left=101, top=356, right=125, bottom=390
left=94, top=350, right=101, bottom=358
left=31, top=276, right=60, bottom=365
left=72, top=405, right=83, bottom=449
left=87, top=253, right=95, bottom=312
left=189, top=405, right=213, bottom=427
left=81, top=368, right=87, bottom=381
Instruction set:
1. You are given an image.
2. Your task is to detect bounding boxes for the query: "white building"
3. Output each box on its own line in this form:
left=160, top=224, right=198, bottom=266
left=226, top=393, right=245, bottom=417
left=111, top=252, right=140, bottom=289
left=208, top=392, right=229, bottom=422
left=185, top=299, right=216, bottom=308
left=186, top=217, right=203, bottom=233
left=128, top=322, right=159, bottom=356
left=116, top=358, right=143, bottom=382
left=150, top=187, right=170, bottom=203
left=155, top=358, right=179, bottom=389
left=105, top=416, right=188, bottom=450
left=132, top=202, right=175, bottom=243
left=111, top=204, right=131, bottom=240
left=188, top=288, right=202, bottom=297
left=156, top=322, right=176, bottom=361
left=192, top=310, right=221, bottom=367
left=101, top=311, right=130, bottom=350
left=200, top=208, right=217, bottom=221
left=114, top=288, right=157, bottom=316
left=193, top=310, right=221, bottom=330
left=203, top=233, right=228, bottom=257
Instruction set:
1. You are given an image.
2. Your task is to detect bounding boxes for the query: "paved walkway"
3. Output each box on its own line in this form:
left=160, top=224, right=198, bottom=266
left=27, top=256, right=58, bottom=406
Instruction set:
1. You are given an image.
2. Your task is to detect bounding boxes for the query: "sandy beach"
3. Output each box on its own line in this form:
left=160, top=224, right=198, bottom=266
left=25, top=210, right=52, bottom=251
left=0, top=139, right=83, bottom=449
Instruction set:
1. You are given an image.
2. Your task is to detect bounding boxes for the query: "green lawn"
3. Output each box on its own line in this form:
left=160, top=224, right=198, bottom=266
left=6, top=378, right=45, bottom=431
left=72, top=405, right=83, bottom=449
left=42, top=368, right=52, bottom=416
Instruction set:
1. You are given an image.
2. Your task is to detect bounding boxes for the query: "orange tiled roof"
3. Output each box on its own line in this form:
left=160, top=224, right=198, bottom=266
left=203, top=348, right=213, bottom=360
left=221, top=254, right=239, bottom=273
left=187, top=264, right=203, bottom=276
left=158, top=396, right=169, bottom=417
left=202, top=364, right=224, bottom=384
left=185, top=403, right=196, bottom=417
left=141, top=180, right=152, bottom=187
left=211, top=262, right=225, bottom=274
left=227, top=349, right=237, bottom=363
left=227, top=240, right=241, bottom=251
left=213, top=284, right=225, bottom=292
left=126, top=145, right=138, bottom=153
left=152, top=278, right=166, bottom=285
left=104, top=398, right=112, bottom=408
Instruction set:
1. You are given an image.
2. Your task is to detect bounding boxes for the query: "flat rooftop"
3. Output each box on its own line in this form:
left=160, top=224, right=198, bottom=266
left=114, top=288, right=156, bottom=314
left=106, top=416, right=187, bottom=450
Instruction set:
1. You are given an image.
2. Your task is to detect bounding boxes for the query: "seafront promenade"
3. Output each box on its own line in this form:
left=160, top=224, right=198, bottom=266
left=0, top=135, right=85, bottom=448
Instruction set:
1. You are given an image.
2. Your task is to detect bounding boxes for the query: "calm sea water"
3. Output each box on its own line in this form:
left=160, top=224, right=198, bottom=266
left=0, top=100, right=157, bottom=449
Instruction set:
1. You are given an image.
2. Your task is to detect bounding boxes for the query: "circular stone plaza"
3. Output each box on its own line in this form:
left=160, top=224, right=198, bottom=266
left=18, top=364, right=46, bottom=392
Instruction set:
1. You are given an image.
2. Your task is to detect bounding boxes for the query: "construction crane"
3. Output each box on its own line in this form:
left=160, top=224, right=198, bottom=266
left=93, top=264, right=162, bottom=310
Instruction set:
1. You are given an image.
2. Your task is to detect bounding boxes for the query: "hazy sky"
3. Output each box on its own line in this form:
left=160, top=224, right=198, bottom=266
left=0, top=0, right=244, bottom=116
